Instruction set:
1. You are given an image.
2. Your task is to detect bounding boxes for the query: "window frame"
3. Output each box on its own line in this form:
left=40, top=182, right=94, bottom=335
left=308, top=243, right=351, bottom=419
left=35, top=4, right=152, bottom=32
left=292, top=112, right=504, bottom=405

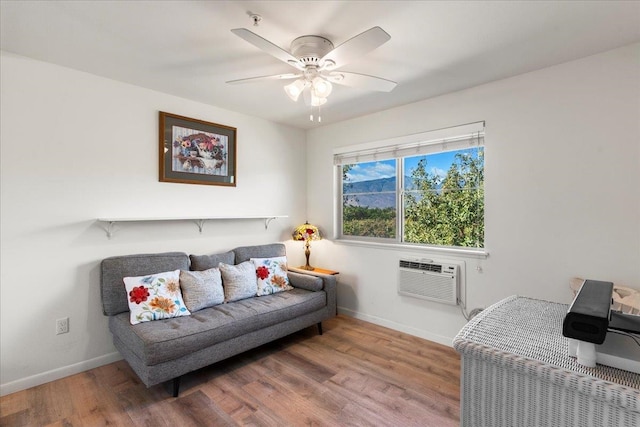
left=334, top=122, right=488, bottom=257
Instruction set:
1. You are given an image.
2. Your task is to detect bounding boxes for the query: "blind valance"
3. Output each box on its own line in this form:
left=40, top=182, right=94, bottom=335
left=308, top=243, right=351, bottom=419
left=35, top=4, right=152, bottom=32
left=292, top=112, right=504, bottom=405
left=333, top=121, right=484, bottom=166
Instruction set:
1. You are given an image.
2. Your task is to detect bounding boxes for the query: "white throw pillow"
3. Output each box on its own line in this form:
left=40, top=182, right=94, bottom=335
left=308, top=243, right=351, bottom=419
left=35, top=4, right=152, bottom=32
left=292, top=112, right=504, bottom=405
left=179, top=268, right=224, bottom=312
left=219, top=261, right=258, bottom=303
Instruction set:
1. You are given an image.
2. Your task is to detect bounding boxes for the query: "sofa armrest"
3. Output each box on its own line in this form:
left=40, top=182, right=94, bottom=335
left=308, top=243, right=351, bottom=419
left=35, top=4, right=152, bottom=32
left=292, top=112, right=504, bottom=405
left=288, top=271, right=323, bottom=291
left=288, top=271, right=337, bottom=316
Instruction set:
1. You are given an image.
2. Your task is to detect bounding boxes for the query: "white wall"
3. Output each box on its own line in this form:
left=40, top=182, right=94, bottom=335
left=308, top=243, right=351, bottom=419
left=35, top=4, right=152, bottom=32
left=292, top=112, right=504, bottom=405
left=2, top=42, right=639, bottom=396
left=0, top=52, right=307, bottom=395
left=306, top=43, right=640, bottom=345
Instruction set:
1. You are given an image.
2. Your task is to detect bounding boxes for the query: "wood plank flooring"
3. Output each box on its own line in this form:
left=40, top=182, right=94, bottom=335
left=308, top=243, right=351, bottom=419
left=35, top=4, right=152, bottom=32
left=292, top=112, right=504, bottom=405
left=0, top=315, right=461, bottom=426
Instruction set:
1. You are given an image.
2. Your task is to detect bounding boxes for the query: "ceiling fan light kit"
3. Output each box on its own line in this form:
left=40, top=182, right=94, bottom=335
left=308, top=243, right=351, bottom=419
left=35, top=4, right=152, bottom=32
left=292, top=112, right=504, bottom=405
left=310, top=94, right=327, bottom=107
left=228, top=26, right=397, bottom=122
left=283, top=69, right=332, bottom=104
left=284, top=79, right=308, bottom=102
left=311, top=76, right=332, bottom=97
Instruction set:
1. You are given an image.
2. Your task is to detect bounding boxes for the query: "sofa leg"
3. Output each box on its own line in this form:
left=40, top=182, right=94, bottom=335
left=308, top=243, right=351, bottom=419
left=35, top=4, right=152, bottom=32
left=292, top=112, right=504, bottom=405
left=317, top=322, right=323, bottom=335
left=171, top=377, right=181, bottom=397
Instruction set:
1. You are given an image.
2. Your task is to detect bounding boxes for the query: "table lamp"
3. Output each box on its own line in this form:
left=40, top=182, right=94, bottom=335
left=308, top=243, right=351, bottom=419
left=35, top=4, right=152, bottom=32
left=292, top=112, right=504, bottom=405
left=292, top=222, right=322, bottom=270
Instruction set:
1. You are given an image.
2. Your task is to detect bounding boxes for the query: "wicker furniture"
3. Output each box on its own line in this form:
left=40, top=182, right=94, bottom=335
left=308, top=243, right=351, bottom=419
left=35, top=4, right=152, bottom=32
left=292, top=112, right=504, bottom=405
left=453, top=296, right=640, bottom=427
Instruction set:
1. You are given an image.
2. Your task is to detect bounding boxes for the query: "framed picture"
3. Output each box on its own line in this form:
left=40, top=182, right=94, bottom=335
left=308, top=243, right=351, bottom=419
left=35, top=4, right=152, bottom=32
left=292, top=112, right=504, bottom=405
left=159, top=111, right=236, bottom=186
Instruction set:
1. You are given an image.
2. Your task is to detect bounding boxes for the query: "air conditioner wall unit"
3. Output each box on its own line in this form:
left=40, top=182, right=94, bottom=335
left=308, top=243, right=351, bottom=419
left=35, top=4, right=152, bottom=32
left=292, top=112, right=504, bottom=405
left=398, top=258, right=460, bottom=305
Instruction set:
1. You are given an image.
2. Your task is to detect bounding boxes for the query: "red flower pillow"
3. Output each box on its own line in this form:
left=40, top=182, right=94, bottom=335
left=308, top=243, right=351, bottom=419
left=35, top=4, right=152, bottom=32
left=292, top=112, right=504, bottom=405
left=251, top=257, right=293, bottom=296
left=123, top=270, right=191, bottom=325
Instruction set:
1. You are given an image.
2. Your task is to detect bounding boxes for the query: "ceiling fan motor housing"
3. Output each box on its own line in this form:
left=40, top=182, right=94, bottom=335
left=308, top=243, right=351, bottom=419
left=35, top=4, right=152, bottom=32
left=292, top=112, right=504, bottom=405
left=290, top=35, right=334, bottom=66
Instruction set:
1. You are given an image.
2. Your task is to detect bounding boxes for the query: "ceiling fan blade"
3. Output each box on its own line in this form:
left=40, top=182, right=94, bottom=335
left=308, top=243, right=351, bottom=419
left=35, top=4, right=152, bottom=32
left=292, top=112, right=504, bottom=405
left=320, top=27, right=391, bottom=70
left=327, top=71, right=397, bottom=92
left=226, top=73, right=302, bottom=85
left=231, top=28, right=302, bottom=69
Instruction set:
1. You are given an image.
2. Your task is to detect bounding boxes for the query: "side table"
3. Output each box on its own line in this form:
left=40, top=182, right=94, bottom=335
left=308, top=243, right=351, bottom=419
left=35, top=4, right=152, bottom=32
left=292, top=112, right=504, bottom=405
left=289, top=266, right=339, bottom=275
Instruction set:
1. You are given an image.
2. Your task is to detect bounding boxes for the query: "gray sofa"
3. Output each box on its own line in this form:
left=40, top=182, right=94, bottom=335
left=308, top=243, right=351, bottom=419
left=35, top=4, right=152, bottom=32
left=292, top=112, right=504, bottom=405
left=100, top=243, right=337, bottom=396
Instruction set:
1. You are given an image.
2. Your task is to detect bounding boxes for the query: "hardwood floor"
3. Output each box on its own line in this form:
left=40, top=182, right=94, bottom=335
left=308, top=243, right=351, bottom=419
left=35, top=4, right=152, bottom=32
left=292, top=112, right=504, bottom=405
left=0, top=315, right=461, bottom=426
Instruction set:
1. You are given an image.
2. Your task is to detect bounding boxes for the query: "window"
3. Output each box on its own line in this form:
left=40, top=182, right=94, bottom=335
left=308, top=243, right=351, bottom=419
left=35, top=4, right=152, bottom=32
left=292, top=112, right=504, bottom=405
left=335, top=122, right=484, bottom=249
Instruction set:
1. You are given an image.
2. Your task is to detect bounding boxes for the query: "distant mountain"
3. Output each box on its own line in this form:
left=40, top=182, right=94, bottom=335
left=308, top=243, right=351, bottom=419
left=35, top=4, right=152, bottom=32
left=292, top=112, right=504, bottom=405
left=344, top=177, right=396, bottom=194
left=344, top=193, right=395, bottom=209
left=343, top=177, right=404, bottom=209
left=343, top=176, right=436, bottom=209
left=344, top=176, right=423, bottom=194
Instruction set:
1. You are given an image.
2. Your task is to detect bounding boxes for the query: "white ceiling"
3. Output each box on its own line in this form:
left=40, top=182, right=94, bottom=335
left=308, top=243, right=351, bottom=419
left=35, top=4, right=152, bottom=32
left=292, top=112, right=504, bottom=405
left=2, top=1, right=640, bottom=130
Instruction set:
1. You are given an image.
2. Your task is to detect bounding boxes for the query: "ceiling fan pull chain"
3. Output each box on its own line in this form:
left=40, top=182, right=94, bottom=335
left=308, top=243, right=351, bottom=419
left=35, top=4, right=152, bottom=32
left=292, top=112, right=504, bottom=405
left=309, top=105, right=322, bottom=122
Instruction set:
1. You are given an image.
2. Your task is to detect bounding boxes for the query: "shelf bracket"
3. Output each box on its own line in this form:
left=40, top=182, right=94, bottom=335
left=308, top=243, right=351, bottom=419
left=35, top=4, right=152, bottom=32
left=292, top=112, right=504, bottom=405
left=195, top=219, right=206, bottom=233
left=105, top=221, right=116, bottom=239
left=264, top=217, right=276, bottom=230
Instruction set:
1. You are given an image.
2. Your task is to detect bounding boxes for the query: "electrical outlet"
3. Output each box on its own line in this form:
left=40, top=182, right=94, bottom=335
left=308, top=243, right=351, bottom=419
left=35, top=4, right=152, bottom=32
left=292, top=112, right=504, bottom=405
left=56, top=317, right=69, bottom=335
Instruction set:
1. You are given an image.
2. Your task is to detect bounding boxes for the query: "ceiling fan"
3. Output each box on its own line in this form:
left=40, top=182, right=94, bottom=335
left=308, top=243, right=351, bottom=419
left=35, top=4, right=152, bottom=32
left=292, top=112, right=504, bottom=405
left=226, top=26, right=397, bottom=115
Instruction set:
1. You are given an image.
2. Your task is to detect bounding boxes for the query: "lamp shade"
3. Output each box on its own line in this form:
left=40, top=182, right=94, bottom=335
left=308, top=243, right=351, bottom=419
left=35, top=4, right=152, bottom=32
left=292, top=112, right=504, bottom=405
left=292, top=222, right=322, bottom=270
left=310, top=94, right=327, bottom=107
left=292, top=222, right=321, bottom=242
left=284, top=79, right=308, bottom=102
left=311, top=76, right=332, bottom=98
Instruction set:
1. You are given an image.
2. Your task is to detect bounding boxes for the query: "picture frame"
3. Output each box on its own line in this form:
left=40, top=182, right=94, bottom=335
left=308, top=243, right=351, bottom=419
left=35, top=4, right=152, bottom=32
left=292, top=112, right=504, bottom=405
left=159, top=111, right=237, bottom=186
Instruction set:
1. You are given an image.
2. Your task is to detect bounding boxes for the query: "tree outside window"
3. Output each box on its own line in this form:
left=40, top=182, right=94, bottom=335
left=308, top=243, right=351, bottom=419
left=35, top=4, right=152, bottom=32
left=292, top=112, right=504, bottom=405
left=340, top=145, right=484, bottom=249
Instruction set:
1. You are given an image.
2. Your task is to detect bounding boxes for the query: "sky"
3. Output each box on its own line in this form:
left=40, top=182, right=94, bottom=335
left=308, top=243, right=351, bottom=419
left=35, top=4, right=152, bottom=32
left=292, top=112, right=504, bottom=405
left=345, top=150, right=466, bottom=183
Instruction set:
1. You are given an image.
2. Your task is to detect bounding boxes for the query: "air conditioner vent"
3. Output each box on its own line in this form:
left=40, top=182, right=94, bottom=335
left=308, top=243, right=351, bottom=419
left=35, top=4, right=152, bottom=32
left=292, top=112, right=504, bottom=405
left=398, top=260, right=442, bottom=273
left=398, top=258, right=461, bottom=305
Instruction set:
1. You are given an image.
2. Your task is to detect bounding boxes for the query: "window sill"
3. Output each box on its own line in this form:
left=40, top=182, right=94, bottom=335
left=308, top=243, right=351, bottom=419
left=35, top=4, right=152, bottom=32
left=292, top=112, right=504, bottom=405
left=333, top=238, right=489, bottom=259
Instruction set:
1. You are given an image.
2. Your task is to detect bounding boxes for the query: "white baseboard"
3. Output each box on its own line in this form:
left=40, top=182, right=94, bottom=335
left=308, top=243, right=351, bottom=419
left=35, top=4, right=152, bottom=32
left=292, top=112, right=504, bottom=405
left=337, top=306, right=454, bottom=348
left=0, top=352, right=122, bottom=397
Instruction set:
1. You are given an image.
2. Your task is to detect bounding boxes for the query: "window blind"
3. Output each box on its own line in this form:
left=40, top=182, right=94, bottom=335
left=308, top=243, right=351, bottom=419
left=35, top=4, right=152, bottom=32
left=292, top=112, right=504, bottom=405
left=333, top=121, right=485, bottom=166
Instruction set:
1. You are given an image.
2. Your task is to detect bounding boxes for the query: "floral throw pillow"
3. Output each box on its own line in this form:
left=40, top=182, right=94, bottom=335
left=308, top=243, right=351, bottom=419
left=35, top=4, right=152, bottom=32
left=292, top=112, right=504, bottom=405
left=251, top=256, right=293, bottom=296
left=123, top=269, right=191, bottom=325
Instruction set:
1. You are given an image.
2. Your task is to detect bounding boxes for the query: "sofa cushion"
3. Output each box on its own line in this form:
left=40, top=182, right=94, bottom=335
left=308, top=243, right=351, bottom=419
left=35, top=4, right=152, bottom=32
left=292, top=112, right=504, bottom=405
left=179, top=268, right=224, bottom=312
left=219, top=261, right=258, bottom=302
left=108, top=288, right=326, bottom=366
left=189, top=251, right=235, bottom=271
left=234, top=243, right=286, bottom=264
left=252, top=256, right=293, bottom=296
left=123, top=270, right=191, bottom=325
left=101, top=252, right=190, bottom=316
